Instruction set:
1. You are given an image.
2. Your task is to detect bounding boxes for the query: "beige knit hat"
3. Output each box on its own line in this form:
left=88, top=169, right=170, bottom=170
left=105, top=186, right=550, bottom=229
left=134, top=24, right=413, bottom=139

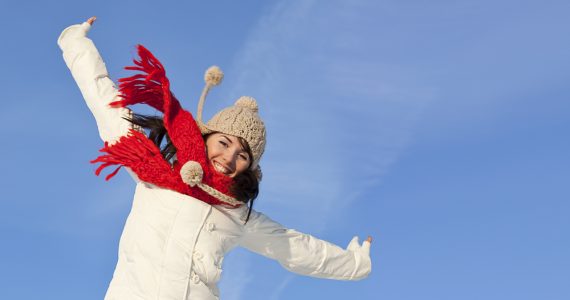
left=196, top=66, right=266, bottom=170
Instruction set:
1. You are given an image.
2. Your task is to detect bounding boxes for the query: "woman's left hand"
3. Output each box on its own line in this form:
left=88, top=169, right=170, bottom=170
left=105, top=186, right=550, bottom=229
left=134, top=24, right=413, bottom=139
left=347, top=236, right=372, bottom=254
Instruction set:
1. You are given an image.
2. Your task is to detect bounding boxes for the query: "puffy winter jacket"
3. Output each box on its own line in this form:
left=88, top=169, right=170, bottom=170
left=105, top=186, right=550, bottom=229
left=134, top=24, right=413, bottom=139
left=58, top=22, right=372, bottom=300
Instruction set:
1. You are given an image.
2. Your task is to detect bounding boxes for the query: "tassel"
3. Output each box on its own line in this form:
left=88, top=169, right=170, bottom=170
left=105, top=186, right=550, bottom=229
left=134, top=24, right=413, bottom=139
left=105, top=166, right=122, bottom=181
left=109, top=44, right=174, bottom=112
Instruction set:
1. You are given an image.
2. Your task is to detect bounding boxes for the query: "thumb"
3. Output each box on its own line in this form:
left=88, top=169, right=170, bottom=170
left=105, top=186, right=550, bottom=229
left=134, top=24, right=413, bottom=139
left=347, top=236, right=360, bottom=251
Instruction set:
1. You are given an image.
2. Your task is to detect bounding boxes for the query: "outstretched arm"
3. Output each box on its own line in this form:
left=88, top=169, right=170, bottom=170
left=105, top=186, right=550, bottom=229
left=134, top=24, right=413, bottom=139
left=58, top=17, right=132, bottom=144
left=240, top=211, right=372, bottom=281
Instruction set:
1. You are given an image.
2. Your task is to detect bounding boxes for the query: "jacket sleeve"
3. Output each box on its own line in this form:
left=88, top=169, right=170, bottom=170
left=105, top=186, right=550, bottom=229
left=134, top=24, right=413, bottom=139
left=239, top=210, right=372, bottom=281
left=57, top=22, right=132, bottom=144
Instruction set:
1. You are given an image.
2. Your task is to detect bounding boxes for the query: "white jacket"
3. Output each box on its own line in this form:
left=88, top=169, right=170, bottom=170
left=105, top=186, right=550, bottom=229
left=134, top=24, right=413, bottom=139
left=58, top=22, right=372, bottom=300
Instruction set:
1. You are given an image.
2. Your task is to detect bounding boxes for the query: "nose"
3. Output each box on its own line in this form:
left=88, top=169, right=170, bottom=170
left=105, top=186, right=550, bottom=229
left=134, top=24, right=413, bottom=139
left=221, top=149, right=237, bottom=168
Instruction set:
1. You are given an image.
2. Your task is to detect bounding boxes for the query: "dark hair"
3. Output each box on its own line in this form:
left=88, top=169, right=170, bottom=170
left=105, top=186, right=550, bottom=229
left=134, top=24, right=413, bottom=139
left=127, top=114, right=259, bottom=222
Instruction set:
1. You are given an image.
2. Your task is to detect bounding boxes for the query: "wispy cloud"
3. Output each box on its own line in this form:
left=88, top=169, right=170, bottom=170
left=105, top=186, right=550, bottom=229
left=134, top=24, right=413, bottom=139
left=218, top=0, right=430, bottom=298
left=224, top=0, right=430, bottom=225
left=218, top=249, right=254, bottom=300
left=269, top=275, right=294, bottom=300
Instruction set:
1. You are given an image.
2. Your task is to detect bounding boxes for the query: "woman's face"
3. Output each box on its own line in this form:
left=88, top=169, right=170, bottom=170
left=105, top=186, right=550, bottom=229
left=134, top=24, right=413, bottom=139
left=205, top=133, right=251, bottom=178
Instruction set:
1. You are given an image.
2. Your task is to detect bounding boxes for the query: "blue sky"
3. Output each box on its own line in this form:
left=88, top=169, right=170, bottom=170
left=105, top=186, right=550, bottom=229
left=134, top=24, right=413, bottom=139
left=1, top=0, right=569, bottom=299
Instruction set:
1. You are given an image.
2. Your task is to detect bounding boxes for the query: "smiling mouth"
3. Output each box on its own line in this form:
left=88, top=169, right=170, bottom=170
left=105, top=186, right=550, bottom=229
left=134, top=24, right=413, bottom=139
left=213, top=161, right=232, bottom=175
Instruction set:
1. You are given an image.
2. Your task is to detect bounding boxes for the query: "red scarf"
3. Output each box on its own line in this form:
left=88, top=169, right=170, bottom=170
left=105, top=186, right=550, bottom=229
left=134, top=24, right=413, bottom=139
left=91, top=45, right=238, bottom=207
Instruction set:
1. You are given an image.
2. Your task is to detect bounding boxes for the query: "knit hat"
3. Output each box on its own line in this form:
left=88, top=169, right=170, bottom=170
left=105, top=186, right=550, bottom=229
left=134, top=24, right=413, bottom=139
left=195, top=67, right=266, bottom=170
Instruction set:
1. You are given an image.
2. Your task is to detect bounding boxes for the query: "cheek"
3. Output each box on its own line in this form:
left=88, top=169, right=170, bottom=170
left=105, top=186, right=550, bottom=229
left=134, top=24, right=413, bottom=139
left=235, top=160, right=250, bottom=174
left=205, top=151, right=219, bottom=167
left=205, top=145, right=211, bottom=161
left=205, top=142, right=219, bottom=161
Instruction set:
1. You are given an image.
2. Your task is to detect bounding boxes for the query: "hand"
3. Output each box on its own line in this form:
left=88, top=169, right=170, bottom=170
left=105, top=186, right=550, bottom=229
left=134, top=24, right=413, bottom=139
left=347, top=236, right=372, bottom=279
left=87, top=16, right=96, bottom=25
left=347, top=236, right=372, bottom=253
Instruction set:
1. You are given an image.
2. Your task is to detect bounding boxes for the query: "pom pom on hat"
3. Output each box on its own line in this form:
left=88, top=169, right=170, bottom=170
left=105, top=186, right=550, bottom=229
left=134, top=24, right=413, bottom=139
left=235, top=96, right=259, bottom=112
left=180, top=161, right=204, bottom=187
left=197, top=66, right=224, bottom=127
left=204, top=66, right=223, bottom=86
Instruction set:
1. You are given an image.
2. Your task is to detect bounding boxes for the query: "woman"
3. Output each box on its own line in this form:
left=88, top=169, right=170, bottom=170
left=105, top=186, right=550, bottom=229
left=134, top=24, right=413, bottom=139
left=59, top=16, right=372, bottom=300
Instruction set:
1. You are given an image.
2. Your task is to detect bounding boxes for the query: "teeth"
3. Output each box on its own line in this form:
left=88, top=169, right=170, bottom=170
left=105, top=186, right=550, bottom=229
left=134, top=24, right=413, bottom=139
left=214, top=162, right=230, bottom=174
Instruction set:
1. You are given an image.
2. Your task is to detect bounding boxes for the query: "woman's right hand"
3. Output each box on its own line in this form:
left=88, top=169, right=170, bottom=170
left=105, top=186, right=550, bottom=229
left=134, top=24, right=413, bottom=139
left=87, top=16, right=96, bottom=25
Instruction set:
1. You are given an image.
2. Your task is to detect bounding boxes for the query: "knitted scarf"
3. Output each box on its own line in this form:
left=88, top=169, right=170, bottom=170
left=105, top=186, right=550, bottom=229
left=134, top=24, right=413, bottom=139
left=91, top=45, right=239, bottom=207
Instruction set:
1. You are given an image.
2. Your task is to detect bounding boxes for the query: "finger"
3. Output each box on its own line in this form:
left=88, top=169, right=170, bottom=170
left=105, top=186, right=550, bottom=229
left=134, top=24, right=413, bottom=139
left=347, top=236, right=360, bottom=251
left=87, top=16, right=97, bottom=25
left=362, top=239, right=371, bottom=255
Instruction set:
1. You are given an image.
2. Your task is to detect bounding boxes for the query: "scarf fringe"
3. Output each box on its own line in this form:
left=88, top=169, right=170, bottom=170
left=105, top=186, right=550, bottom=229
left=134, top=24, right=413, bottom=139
left=91, top=130, right=171, bottom=179
left=92, top=45, right=239, bottom=207
left=90, top=130, right=237, bottom=206
left=110, top=45, right=172, bottom=112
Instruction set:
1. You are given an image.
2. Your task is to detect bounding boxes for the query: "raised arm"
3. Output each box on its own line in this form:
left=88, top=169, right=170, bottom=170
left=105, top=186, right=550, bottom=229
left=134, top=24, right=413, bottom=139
left=240, top=211, right=372, bottom=281
left=57, top=17, right=132, bottom=143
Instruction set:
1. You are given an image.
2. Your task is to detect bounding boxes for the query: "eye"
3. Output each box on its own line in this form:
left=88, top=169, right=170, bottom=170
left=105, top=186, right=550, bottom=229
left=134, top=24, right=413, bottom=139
left=219, top=140, right=228, bottom=148
left=239, top=153, right=249, bottom=161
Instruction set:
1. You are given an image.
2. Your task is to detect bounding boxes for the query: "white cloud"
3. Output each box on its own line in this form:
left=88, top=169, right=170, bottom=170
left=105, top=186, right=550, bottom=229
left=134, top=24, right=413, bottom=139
left=224, top=0, right=429, bottom=223
left=218, top=0, right=429, bottom=299
left=218, top=249, right=254, bottom=300
left=269, top=275, right=294, bottom=300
